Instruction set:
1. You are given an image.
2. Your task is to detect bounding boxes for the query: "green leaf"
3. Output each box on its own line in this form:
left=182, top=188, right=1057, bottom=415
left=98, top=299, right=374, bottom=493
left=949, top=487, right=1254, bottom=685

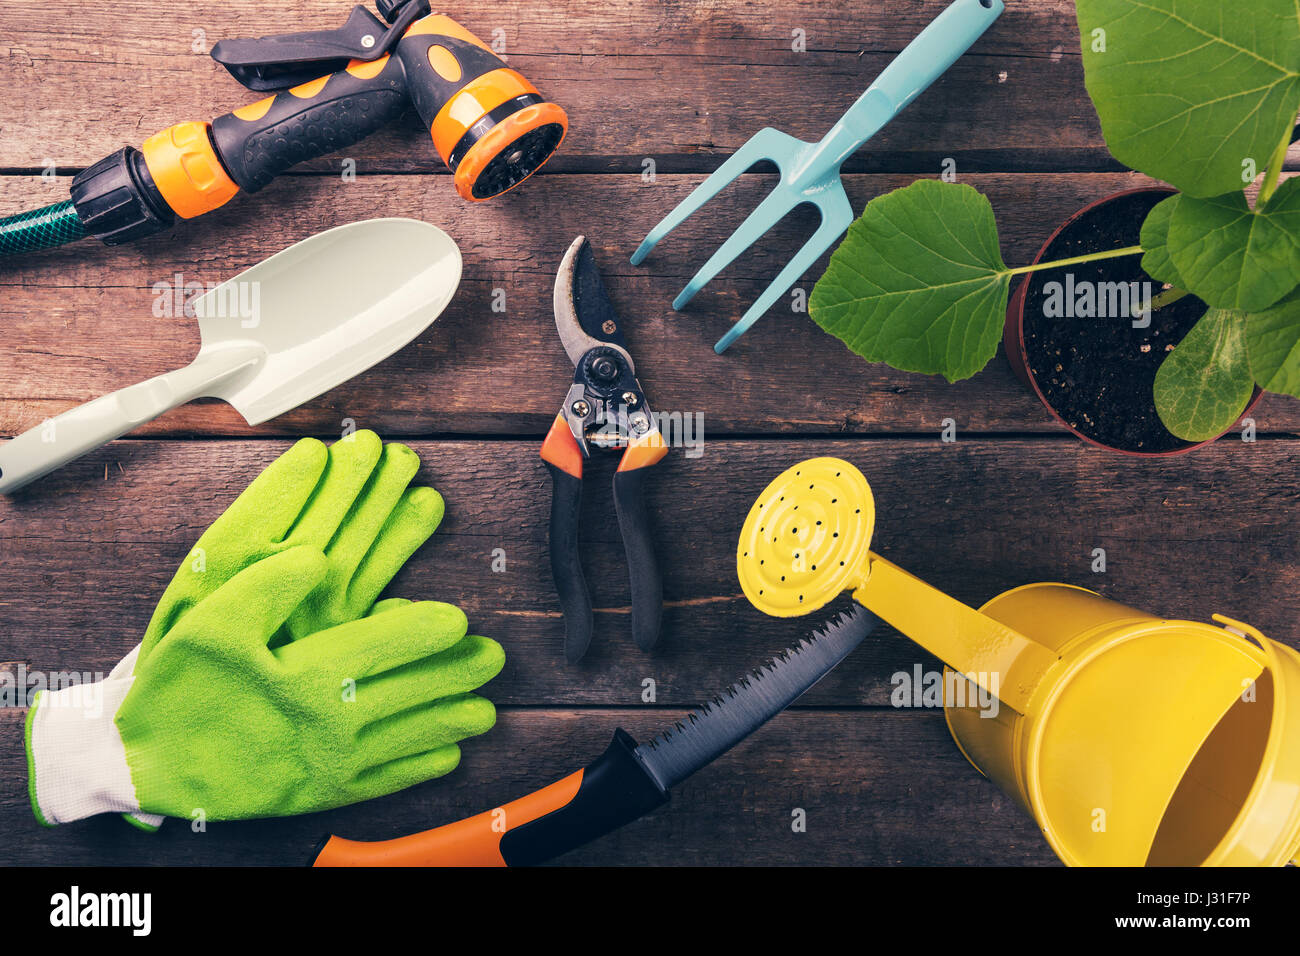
left=809, top=180, right=1010, bottom=382
left=1138, top=194, right=1185, bottom=288
left=1247, top=287, right=1300, bottom=398
left=1166, top=179, right=1300, bottom=312
left=1075, top=0, right=1300, bottom=198
left=1154, top=308, right=1255, bottom=441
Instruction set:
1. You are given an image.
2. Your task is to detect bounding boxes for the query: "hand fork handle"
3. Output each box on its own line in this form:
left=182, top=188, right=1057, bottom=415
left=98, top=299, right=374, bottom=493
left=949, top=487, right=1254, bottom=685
left=819, top=0, right=1004, bottom=165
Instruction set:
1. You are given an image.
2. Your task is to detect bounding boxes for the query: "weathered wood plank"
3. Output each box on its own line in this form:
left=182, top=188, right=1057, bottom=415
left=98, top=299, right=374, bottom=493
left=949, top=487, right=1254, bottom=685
left=1, top=0, right=1297, bottom=871
left=4, top=173, right=1298, bottom=436
left=0, top=0, right=1118, bottom=174
left=4, top=438, right=1296, bottom=708
left=0, top=706, right=1058, bottom=866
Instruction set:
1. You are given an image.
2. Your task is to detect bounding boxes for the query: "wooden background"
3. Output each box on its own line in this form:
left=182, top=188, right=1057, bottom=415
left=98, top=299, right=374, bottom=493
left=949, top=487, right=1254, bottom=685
left=1, top=0, right=1296, bottom=866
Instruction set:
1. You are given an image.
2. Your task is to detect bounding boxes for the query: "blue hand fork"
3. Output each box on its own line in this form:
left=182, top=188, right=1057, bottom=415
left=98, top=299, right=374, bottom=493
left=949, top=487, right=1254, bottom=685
left=630, top=0, right=1004, bottom=353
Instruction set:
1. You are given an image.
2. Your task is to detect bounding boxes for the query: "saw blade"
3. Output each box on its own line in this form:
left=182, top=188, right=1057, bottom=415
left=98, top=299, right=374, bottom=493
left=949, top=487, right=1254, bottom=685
left=633, top=604, right=878, bottom=790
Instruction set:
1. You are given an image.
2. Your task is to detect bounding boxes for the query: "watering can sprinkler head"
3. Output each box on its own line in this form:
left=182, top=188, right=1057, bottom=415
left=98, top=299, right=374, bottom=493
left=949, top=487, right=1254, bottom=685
left=736, top=458, right=1052, bottom=711
left=736, top=457, right=875, bottom=618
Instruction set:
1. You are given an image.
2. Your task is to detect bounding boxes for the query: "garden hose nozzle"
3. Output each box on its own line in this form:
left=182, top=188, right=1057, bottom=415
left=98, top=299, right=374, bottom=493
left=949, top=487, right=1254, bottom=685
left=0, top=0, right=567, bottom=257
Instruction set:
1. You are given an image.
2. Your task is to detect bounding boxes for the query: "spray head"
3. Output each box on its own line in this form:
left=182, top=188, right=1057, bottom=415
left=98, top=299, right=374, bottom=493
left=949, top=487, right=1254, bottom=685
left=410, top=15, right=568, bottom=200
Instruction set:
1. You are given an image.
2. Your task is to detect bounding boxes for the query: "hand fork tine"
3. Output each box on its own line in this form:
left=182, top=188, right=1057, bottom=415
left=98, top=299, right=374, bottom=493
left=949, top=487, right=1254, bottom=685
left=630, top=127, right=801, bottom=266
left=672, top=185, right=804, bottom=310
left=713, top=190, right=854, bottom=353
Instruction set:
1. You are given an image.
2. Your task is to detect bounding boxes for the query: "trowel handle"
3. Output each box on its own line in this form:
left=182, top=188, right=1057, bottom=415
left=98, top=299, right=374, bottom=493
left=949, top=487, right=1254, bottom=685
left=0, top=351, right=258, bottom=495
left=831, top=0, right=1003, bottom=156
left=852, top=552, right=1054, bottom=714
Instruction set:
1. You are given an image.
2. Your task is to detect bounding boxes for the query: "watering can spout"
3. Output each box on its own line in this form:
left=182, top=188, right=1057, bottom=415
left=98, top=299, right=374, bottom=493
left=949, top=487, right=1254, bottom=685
left=853, top=554, right=1058, bottom=714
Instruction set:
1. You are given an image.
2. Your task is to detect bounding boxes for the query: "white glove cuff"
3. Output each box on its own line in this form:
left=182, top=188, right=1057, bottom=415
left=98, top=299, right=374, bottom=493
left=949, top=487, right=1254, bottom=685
left=26, top=659, right=141, bottom=826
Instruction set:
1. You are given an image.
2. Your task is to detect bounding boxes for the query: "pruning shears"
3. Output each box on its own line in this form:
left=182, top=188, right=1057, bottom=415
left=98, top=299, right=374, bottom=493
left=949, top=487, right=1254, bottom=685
left=540, top=237, right=668, bottom=663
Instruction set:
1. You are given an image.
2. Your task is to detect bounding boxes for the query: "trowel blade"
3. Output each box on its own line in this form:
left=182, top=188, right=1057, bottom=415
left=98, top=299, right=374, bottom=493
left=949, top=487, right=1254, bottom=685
left=192, top=218, right=462, bottom=425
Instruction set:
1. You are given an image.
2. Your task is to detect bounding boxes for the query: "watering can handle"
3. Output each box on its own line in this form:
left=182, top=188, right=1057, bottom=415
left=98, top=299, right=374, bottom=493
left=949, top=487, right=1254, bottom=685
left=852, top=553, right=1056, bottom=714
left=829, top=0, right=1004, bottom=157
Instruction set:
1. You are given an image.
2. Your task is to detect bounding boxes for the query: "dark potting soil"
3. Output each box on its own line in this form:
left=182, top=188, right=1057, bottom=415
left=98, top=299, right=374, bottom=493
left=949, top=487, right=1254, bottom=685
left=1020, top=189, right=1213, bottom=453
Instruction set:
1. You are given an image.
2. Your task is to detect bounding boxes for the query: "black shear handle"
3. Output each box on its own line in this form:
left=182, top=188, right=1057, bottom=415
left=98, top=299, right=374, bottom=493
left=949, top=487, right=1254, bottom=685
left=613, top=466, right=662, bottom=652
left=545, top=462, right=594, bottom=664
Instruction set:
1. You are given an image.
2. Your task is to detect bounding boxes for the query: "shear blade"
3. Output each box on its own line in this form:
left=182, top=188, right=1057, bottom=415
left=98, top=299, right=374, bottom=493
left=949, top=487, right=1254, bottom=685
left=554, top=236, right=632, bottom=368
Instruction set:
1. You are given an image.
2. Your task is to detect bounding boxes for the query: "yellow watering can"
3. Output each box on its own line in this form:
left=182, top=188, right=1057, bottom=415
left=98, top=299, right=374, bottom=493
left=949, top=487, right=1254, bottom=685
left=737, top=458, right=1300, bottom=866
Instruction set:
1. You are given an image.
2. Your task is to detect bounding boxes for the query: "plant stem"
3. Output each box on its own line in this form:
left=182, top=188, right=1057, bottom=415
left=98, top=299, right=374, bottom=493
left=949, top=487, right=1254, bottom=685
left=1130, top=285, right=1188, bottom=319
left=1006, top=244, right=1143, bottom=277
left=1146, top=286, right=1188, bottom=311
left=1258, top=128, right=1291, bottom=206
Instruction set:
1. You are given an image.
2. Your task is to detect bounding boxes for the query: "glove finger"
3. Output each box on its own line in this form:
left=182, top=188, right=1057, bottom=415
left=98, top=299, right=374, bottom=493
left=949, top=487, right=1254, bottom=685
left=140, top=438, right=329, bottom=656
left=169, top=546, right=328, bottom=649
left=324, top=442, right=426, bottom=588
left=284, top=443, right=426, bottom=637
left=206, top=437, right=330, bottom=546
left=368, top=597, right=412, bottom=616
left=345, top=485, right=445, bottom=613
left=353, top=636, right=505, bottom=717
left=358, top=693, right=497, bottom=767
left=276, top=600, right=468, bottom=679
left=354, top=744, right=463, bottom=795
left=282, top=430, right=383, bottom=550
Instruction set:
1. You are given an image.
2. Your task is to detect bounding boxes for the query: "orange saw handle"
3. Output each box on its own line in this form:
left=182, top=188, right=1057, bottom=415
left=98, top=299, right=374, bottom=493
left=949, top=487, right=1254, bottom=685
left=311, top=731, right=668, bottom=867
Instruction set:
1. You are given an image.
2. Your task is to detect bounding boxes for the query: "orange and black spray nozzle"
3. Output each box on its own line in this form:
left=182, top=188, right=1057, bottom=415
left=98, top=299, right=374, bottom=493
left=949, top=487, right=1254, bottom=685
left=0, top=0, right=567, bottom=256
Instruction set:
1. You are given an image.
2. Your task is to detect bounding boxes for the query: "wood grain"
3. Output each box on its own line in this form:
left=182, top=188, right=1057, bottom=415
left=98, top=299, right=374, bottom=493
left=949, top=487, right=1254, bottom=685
left=6, top=0, right=1295, bottom=177
left=0, top=0, right=1112, bottom=174
left=3, top=438, right=1296, bottom=708
left=4, top=173, right=1299, bottom=437
left=2, top=0, right=1296, bottom=868
left=0, top=705, right=1058, bottom=866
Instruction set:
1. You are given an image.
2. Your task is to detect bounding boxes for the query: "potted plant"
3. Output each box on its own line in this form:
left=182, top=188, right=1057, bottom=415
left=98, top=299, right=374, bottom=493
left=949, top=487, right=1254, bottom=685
left=809, top=0, right=1299, bottom=454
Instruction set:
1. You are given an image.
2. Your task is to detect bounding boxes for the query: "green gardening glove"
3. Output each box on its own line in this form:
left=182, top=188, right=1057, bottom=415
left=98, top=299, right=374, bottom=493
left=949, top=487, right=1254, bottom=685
left=122, top=429, right=446, bottom=829
left=26, top=547, right=505, bottom=824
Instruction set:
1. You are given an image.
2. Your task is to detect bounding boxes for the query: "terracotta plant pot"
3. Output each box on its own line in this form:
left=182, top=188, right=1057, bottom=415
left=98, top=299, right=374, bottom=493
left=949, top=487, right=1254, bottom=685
left=1003, top=186, right=1262, bottom=456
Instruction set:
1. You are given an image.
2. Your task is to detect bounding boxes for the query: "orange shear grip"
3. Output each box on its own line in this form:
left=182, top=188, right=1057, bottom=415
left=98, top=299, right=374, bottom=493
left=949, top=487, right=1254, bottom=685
left=540, top=412, right=584, bottom=478
left=617, top=430, right=668, bottom=472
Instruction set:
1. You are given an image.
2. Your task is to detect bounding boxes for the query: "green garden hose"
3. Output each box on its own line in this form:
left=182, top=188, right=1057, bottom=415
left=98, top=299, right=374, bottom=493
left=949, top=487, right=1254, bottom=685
left=0, top=201, right=86, bottom=257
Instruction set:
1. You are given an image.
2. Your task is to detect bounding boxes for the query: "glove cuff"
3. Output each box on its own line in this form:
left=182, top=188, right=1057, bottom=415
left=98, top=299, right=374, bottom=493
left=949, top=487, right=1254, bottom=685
left=123, top=811, right=165, bottom=832
left=25, top=671, right=141, bottom=825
